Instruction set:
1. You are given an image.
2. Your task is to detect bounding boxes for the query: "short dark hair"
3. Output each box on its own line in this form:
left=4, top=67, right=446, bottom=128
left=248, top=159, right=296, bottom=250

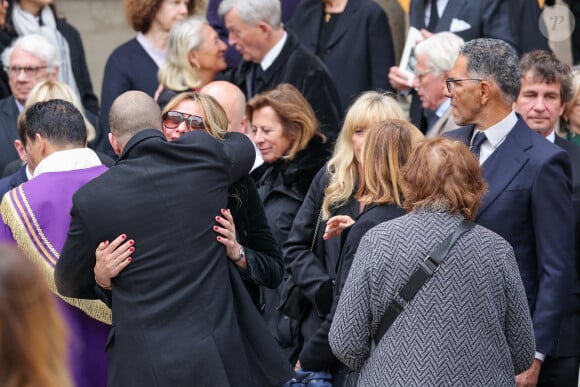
left=19, top=99, right=86, bottom=147
left=520, top=50, right=573, bottom=103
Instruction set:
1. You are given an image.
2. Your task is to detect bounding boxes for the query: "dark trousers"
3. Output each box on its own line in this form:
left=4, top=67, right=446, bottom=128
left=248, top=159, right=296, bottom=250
left=538, top=356, right=580, bottom=387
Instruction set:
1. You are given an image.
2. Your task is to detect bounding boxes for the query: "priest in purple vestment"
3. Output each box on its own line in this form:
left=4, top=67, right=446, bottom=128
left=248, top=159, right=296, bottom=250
left=0, top=99, right=110, bottom=387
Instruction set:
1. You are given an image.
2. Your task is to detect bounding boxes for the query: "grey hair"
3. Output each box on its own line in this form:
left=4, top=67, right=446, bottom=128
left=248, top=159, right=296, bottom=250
left=414, top=32, right=464, bottom=76
left=218, top=0, right=281, bottom=27
left=460, top=38, right=520, bottom=103
left=1, top=34, right=60, bottom=70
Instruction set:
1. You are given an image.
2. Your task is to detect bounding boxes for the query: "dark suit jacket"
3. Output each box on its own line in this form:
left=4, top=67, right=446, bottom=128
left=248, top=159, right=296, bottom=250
left=222, top=31, right=343, bottom=141
left=55, top=130, right=293, bottom=387
left=287, top=0, right=395, bottom=109
left=445, top=119, right=574, bottom=355
left=409, top=0, right=518, bottom=48
left=0, top=164, right=26, bottom=198
left=0, top=97, right=20, bottom=174
left=552, top=136, right=580, bottom=357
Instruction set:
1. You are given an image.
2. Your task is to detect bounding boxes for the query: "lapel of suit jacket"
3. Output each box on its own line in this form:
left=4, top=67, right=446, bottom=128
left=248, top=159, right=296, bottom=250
left=437, top=0, right=467, bottom=32
left=477, top=120, right=531, bottom=217
left=323, top=0, right=359, bottom=49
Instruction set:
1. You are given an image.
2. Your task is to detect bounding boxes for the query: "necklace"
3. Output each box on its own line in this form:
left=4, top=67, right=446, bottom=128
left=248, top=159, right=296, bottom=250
left=325, top=12, right=331, bottom=23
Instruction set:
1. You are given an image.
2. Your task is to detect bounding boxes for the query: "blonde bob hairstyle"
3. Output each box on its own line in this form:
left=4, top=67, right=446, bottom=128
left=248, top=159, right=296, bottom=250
left=162, top=91, right=228, bottom=140
left=400, top=138, right=487, bottom=221
left=25, top=80, right=96, bottom=143
left=123, top=0, right=198, bottom=33
left=246, top=83, right=324, bottom=161
left=322, top=91, right=407, bottom=219
left=158, top=17, right=207, bottom=92
left=356, top=120, right=422, bottom=207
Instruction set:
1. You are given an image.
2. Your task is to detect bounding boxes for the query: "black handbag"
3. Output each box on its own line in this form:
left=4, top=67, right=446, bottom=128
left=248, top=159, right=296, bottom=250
left=277, top=209, right=323, bottom=320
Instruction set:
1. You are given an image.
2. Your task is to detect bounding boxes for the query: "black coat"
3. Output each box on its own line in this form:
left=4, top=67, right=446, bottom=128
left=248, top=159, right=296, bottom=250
left=253, top=136, right=331, bottom=362
left=287, top=0, right=395, bottom=110
left=223, top=31, right=343, bottom=142
left=0, top=97, right=20, bottom=174
left=230, top=174, right=284, bottom=310
left=55, top=129, right=293, bottom=387
left=298, top=203, right=405, bottom=374
left=281, top=165, right=359, bottom=365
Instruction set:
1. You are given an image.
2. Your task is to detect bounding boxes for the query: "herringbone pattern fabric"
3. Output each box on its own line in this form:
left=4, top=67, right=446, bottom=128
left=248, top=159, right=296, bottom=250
left=329, top=211, right=535, bottom=387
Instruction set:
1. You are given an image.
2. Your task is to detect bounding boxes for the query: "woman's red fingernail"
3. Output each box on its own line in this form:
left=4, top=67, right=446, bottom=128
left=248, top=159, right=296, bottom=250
left=221, top=208, right=227, bottom=214
left=215, top=216, right=220, bottom=221
left=214, top=226, right=219, bottom=231
left=121, top=234, right=126, bottom=239
left=129, top=247, right=135, bottom=252
left=127, top=258, right=132, bottom=262
left=217, top=236, right=221, bottom=241
left=129, top=240, right=134, bottom=245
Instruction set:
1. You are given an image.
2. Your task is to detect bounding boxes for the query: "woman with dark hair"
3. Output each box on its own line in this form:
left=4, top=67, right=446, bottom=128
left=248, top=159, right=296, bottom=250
left=330, top=138, right=535, bottom=386
left=98, top=0, right=197, bottom=155
left=1, top=0, right=98, bottom=113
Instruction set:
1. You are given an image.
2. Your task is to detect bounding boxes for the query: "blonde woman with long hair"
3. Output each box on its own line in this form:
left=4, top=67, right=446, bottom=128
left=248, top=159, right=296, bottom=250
left=283, top=91, right=422, bottom=378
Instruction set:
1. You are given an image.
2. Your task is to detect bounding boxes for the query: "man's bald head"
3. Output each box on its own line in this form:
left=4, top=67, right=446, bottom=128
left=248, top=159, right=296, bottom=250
left=109, top=91, right=162, bottom=151
left=200, top=81, right=248, bottom=134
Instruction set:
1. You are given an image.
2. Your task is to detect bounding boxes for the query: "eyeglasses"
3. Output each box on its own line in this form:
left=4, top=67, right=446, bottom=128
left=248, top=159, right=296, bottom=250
left=414, top=69, right=433, bottom=83
left=5, top=66, right=48, bottom=77
left=445, top=78, right=484, bottom=93
left=162, top=111, right=205, bottom=131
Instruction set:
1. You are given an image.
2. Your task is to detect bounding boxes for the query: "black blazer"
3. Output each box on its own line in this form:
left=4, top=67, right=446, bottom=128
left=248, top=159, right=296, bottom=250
left=55, top=130, right=293, bottom=386
left=552, top=136, right=580, bottom=357
left=0, top=97, right=20, bottom=174
left=298, top=203, right=406, bottom=372
left=223, top=31, right=343, bottom=142
left=287, top=0, right=395, bottom=110
left=409, top=0, right=518, bottom=49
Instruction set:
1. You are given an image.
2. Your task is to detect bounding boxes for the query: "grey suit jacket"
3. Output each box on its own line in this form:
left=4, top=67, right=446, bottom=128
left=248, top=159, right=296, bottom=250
left=425, top=107, right=458, bottom=138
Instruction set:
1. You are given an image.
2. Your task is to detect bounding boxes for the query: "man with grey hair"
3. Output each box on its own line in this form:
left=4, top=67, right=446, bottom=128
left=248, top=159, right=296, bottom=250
left=0, top=33, right=59, bottom=173
left=445, top=38, right=574, bottom=386
left=218, top=0, right=342, bottom=141
left=412, top=31, right=463, bottom=138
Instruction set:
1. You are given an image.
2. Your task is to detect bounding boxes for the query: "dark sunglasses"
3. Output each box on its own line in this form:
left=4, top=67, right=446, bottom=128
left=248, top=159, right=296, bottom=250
left=162, top=111, right=205, bottom=131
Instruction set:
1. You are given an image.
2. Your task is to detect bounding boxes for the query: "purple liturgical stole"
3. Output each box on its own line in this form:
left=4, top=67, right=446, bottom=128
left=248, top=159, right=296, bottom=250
left=0, top=165, right=110, bottom=387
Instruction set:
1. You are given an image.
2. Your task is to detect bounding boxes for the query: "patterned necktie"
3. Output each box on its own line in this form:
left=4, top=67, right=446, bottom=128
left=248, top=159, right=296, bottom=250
left=470, top=131, right=487, bottom=159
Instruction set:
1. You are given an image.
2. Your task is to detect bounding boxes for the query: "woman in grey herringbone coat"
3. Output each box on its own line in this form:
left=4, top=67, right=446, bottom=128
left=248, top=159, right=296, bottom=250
left=329, top=138, right=535, bottom=386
